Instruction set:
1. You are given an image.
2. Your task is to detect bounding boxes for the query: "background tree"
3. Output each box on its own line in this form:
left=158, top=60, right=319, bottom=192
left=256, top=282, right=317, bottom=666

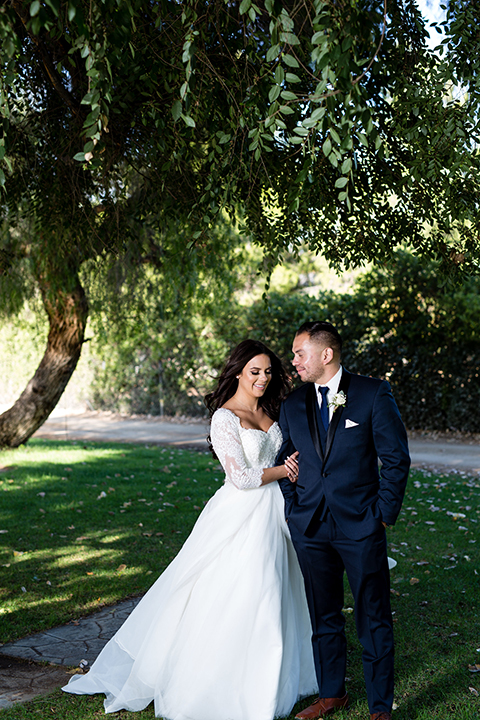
left=35, top=249, right=476, bottom=430
left=245, top=252, right=480, bottom=432
left=85, top=215, right=249, bottom=416
left=0, top=0, right=479, bottom=447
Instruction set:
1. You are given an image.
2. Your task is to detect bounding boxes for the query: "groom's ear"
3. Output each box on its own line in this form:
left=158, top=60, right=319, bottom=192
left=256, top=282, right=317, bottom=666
left=322, top=347, right=335, bottom=364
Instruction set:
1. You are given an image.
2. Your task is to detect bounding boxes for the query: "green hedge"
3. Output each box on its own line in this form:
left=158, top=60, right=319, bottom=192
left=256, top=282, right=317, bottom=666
left=245, top=254, right=480, bottom=432
left=72, top=252, right=480, bottom=431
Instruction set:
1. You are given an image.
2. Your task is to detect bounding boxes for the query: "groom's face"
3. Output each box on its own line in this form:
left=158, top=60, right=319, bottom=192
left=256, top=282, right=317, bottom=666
left=292, top=332, right=329, bottom=384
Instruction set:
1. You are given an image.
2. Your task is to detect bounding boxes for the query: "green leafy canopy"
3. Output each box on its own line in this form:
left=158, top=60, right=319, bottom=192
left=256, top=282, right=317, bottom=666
left=0, top=0, right=479, bottom=292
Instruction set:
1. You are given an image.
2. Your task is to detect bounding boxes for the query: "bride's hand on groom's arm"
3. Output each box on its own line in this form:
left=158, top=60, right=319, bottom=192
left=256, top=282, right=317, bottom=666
left=260, top=452, right=299, bottom=485
left=284, top=451, right=299, bottom=483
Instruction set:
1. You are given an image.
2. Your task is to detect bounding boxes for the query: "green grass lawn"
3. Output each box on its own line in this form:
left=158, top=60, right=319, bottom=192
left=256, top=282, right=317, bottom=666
left=1, top=440, right=479, bottom=719
left=0, top=439, right=222, bottom=642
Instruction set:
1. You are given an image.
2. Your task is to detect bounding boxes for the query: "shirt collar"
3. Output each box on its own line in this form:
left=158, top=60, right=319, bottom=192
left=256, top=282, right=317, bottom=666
left=315, top=365, right=342, bottom=397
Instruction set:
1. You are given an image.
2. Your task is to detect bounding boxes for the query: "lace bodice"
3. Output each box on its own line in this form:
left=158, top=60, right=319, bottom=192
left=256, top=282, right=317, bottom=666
left=210, top=408, right=283, bottom=490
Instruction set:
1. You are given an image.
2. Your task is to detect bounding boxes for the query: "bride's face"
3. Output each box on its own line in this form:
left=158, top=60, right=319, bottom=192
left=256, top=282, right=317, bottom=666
left=237, top=354, right=272, bottom=399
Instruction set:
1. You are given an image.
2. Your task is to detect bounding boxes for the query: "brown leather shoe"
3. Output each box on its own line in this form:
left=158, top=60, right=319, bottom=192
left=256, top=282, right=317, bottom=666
left=295, top=694, right=349, bottom=719
left=370, top=713, right=392, bottom=720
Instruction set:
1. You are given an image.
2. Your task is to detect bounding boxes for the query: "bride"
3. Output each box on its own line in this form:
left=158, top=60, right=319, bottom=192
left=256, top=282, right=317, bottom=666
left=63, top=339, right=318, bottom=720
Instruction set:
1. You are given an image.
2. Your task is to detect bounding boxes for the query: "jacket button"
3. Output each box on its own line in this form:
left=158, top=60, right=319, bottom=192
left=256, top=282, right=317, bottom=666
left=322, top=472, right=328, bottom=478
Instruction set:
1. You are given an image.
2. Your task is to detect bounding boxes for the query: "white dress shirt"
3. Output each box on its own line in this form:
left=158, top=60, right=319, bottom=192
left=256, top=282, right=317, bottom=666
left=315, top=366, right=343, bottom=423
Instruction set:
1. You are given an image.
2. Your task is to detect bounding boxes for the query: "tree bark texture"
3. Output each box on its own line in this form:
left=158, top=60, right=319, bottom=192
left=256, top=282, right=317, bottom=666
left=0, top=275, right=89, bottom=448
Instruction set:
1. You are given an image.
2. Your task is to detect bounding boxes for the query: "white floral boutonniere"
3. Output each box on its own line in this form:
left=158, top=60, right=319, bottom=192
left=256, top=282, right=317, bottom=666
left=328, top=390, right=347, bottom=412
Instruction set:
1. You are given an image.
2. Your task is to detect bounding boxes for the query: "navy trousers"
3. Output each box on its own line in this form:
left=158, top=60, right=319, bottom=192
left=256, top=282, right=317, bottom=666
left=288, top=510, right=394, bottom=714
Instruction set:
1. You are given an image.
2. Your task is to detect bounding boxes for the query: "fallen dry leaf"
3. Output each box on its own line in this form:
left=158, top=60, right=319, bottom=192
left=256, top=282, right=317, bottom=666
left=469, top=686, right=479, bottom=696
left=410, top=577, right=420, bottom=585
left=468, top=664, right=480, bottom=673
left=117, top=564, right=127, bottom=572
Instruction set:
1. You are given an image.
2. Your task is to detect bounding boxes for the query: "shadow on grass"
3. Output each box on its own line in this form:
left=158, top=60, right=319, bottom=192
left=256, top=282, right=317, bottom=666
left=0, top=449, right=478, bottom=719
left=0, top=439, right=216, bottom=641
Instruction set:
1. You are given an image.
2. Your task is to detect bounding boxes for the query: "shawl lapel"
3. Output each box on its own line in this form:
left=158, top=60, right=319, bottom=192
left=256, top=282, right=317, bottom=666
left=305, top=383, right=324, bottom=462
left=324, top=369, right=351, bottom=463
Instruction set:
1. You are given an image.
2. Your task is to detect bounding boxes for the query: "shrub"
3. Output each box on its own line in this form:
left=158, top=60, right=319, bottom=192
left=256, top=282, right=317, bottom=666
left=245, top=253, right=480, bottom=431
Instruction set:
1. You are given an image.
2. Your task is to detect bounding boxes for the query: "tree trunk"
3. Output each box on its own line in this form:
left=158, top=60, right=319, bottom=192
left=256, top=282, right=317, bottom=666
left=0, top=273, right=89, bottom=448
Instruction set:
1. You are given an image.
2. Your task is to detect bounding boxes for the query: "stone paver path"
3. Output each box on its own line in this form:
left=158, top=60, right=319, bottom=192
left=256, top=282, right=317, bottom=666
left=0, top=656, right=68, bottom=709
left=0, top=598, right=140, bottom=668
left=0, top=599, right=140, bottom=709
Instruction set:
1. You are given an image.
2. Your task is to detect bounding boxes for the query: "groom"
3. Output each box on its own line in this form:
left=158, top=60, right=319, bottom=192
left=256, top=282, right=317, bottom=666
left=277, top=321, right=410, bottom=720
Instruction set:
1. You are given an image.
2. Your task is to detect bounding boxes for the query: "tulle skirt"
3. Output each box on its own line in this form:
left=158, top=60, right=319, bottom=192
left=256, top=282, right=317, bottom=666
left=63, top=481, right=317, bottom=720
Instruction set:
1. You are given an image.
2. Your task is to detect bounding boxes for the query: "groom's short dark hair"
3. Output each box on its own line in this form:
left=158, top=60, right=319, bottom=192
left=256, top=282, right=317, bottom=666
left=296, top=321, right=342, bottom=358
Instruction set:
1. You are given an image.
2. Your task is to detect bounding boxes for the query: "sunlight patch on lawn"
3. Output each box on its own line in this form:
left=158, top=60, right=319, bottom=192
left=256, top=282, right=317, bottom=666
left=8, top=544, right=120, bottom=567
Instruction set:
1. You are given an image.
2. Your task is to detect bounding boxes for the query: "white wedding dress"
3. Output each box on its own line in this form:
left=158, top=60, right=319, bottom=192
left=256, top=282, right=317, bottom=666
left=63, top=408, right=317, bottom=720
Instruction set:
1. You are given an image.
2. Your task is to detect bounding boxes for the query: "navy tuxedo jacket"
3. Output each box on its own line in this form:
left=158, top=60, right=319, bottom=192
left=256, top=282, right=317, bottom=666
left=277, top=369, right=410, bottom=540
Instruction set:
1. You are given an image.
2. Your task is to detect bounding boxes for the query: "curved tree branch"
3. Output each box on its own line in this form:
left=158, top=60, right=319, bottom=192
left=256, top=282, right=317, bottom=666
left=10, top=0, right=80, bottom=116
left=351, top=0, right=387, bottom=87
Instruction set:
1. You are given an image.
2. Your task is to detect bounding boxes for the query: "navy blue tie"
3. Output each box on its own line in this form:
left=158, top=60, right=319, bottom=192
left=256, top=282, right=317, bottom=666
left=318, top=386, right=329, bottom=431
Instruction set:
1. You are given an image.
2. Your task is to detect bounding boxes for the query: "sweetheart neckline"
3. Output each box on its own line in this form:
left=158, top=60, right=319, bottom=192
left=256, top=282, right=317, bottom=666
left=219, top=407, right=277, bottom=435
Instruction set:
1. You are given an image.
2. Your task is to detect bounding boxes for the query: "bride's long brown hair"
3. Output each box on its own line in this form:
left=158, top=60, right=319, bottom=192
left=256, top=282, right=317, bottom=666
left=205, top=338, right=290, bottom=418
left=205, top=339, right=291, bottom=458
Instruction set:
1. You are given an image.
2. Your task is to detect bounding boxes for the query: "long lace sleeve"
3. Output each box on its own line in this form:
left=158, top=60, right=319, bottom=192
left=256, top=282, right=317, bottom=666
left=210, top=409, right=264, bottom=490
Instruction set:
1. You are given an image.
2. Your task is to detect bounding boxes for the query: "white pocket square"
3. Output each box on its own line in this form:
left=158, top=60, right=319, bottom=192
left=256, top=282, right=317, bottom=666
left=345, top=419, right=359, bottom=428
